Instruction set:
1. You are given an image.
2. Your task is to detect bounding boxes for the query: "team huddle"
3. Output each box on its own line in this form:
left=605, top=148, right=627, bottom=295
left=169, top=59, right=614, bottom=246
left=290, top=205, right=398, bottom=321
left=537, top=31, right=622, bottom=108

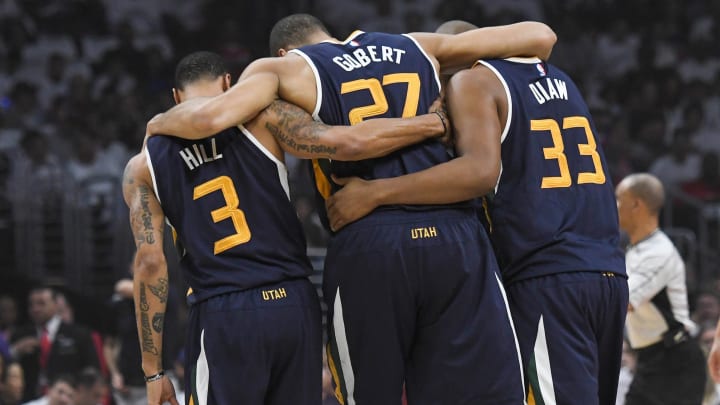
left=123, top=13, right=628, bottom=405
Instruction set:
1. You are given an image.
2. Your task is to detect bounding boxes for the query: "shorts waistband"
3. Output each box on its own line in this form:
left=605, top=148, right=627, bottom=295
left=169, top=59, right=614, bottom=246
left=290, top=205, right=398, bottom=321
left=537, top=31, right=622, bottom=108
left=339, top=206, right=478, bottom=232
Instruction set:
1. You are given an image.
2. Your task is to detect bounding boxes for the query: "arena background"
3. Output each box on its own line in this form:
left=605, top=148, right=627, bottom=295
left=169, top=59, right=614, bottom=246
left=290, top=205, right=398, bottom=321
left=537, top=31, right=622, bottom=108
left=0, top=0, right=719, bottom=399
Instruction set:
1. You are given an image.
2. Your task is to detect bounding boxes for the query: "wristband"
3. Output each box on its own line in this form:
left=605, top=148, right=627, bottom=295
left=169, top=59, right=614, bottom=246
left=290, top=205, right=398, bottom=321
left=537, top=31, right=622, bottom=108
left=434, top=111, right=448, bottom=135
left=144, top=370, right=165, bottom=382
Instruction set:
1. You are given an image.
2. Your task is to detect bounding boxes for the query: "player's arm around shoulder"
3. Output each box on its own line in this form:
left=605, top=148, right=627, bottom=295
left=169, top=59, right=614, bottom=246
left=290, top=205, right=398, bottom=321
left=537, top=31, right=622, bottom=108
left=147, top=58, right=283, bottom=140
left=254, top=99, right=447, bottom=161
left=444, top=66, right=504, bottom=190
left=121, top=154, right=178, bottom=405
left=325, top=67, right=502, bottom=231
left=411, top=22, right=556, bottom=72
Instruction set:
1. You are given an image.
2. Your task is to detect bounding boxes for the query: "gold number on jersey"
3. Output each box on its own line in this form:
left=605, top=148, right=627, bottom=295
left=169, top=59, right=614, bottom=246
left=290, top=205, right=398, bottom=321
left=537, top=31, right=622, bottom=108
left=193, top=175, right=251, bottom=254
left=531, top=116, right=606, bottom=189
left=341, top=73, right=421, bottom=125
left=564, top=116, right=606, bottom=185
left=531, top=119, right=571, bottom=189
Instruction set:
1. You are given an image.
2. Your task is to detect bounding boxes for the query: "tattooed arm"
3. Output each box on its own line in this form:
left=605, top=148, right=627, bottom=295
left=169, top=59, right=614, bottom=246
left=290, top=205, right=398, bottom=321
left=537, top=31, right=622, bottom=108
left=122, top=153, right=178, bottom=405
left=248, top=99, right=448, bottom=161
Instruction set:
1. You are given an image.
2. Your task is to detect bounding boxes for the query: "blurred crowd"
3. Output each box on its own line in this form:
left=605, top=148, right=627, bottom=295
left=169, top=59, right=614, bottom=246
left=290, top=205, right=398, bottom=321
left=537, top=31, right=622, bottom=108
left=1, top=0, right=720, bottom=403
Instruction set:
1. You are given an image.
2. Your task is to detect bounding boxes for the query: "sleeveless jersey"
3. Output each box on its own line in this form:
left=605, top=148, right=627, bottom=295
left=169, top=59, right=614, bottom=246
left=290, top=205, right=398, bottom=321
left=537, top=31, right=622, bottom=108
left=291, top=31, right=456, bottom=207
left=145, top=127, right=312, bottom=304
left=479, top=58, right=626, bottom=284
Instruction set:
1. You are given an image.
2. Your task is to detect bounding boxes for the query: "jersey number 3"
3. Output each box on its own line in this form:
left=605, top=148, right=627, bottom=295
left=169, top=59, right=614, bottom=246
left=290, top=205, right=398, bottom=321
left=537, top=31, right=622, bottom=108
left=194, top=176, right=251, bottom=254
left=341, top=73, right=420, bottom=124
left=531, top=116, right=606, bottom=189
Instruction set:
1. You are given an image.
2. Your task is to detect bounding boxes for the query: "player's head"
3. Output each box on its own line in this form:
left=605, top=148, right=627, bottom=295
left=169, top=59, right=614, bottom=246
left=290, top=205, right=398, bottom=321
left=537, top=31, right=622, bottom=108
left=269, top=13, right=331, bottom=57
left=616, top=173, right=665, bottom=232
left=172, top=51, right=231, bottom=104
left=435, top=20, right=478, bottom=35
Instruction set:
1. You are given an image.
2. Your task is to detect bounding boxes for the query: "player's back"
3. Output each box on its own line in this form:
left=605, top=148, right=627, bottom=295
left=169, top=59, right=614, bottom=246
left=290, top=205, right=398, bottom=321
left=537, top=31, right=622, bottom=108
left=145, top=127, right=312, bottom=304
left=292, top=31, right=459, bottom=207
left=479, top=58, right=625, bottom=283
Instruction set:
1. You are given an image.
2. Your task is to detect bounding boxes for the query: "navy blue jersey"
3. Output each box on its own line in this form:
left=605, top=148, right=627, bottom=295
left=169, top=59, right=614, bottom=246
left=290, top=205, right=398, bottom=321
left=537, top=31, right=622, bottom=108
left=145, top=127, right=312, bottom=304
left=479, top=58, right=625, bottom=283
left=291, top=31, right=454, bottom=205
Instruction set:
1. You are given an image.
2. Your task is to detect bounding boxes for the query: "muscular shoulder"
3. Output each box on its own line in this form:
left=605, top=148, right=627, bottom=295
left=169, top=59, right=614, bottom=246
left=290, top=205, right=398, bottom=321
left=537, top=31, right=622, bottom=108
left=450, top=66, right=504, bottom=96
left=122, top=152, right=153, bottom=195
left=446, top=67, right=505, bottom=115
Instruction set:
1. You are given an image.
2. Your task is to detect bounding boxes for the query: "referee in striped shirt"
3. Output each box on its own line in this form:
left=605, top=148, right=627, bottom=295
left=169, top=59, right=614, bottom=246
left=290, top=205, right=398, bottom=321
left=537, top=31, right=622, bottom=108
left=616, top=173, right=706, bottom=405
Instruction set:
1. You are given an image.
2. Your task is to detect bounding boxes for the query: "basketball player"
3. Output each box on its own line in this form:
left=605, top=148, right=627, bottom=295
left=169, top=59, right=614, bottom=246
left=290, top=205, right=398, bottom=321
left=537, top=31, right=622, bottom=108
left=145, top=14, right=555, bottom=405
left=326, top=21, right=628, bottom=405
left=125, top=51, right=452, bottom=405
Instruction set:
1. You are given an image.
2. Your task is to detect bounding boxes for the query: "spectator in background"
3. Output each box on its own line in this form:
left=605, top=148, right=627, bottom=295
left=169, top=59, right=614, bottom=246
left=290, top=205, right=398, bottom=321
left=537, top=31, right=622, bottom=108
left=685, top=101, right=720, bottom=154
left=20, top=374, right=74, bottom=405
left=3, top=82, right=43, bottom=130
left=616, top=173, right=706, bottom=405
left=8, top=130, right=66, bottom=201
left=649, top=127, right=701, bottom=188
left=1, top=361, right=24, bottom=405
left=0, top=296, right=18, bottom=343
left=692, top=291, right=720, bottom=327
left=53, top=294, right=108, bottom=381
left=11, top=286, right=99, bottom=402
left=34, top=53, right=69, bottom=111
left=681, top=152, right=720, bottom=202
left=73, top=368, right=106, bottom=405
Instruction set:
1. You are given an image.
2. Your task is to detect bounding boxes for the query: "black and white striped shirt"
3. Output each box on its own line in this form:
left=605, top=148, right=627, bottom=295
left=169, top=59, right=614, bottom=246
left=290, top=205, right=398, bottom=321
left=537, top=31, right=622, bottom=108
left=625, top=230, right=695, bottom=349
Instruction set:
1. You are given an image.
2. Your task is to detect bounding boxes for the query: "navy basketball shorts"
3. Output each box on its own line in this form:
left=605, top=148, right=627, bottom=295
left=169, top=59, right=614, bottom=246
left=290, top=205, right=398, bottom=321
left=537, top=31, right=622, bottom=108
left=505, top=271, right=629, bottom=405
left=322, top=208, right=524, bottom=405
left=184, top=278, right=322, bottom=405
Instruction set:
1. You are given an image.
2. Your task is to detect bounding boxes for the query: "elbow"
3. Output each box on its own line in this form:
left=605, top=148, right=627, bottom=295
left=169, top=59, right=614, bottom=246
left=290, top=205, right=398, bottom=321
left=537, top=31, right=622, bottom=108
left=534, top=22, right=557, bottom=60
left=469, top=161, right=501, bottom=196
left=133, top=251, right=166, bottom=278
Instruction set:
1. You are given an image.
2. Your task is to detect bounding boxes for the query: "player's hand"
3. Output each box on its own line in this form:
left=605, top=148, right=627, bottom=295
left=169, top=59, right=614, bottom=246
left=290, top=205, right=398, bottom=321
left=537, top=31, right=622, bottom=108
left=427, top=96, right=452, bottom=146
left=326, top=176, right=378, bottom=232
left=146, top=376, right=179, bottom=405
left=144, top=113, right=164, bottom=148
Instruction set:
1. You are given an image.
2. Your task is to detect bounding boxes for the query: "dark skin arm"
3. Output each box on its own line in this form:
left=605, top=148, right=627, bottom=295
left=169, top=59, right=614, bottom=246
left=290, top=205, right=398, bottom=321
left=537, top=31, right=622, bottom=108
left=326, top=66, right=504, bottom=231
left=246, top=99, right=449, bottom=161
left=146, top=22, right=554, bottom=141
left=413, top=21, right=556, bottom=74
left=146, top=58, right=285, bottom=139
left=122, top=154, right=178, bottom=405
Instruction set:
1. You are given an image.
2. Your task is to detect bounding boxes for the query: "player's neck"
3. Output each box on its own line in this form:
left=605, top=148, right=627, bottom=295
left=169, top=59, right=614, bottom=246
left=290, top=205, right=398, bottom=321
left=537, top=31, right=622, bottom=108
left=307, top=30, right=334, bottom=44
left=181, top=85, right=223, bottom=101
left=629, top=219, right=660, bottom=246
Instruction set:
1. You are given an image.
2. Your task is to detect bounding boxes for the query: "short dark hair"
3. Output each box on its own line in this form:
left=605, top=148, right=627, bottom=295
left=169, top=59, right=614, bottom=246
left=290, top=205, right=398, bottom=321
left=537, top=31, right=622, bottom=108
left=76, top=367, right=104, bottom=389
left=29, top=285, right=60, bottom=301
left=50, top=373, right=77, bottom=389
left=435, top=20, right=478, bottom=34
left=268, top=14, right=330, bottom=56
left=174, top=51, right=228, bottom=90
